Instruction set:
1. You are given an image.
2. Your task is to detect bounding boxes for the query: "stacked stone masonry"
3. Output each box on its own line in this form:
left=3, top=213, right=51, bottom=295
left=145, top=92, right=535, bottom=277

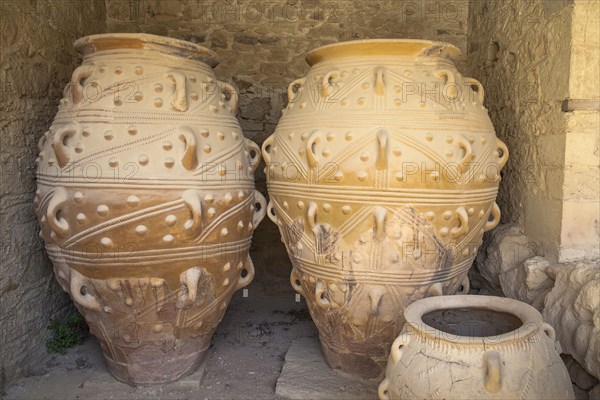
left=0, top=0, right=106, bottom=391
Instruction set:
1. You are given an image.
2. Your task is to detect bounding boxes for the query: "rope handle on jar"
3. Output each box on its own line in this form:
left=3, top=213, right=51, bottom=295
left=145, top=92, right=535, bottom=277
left=390, top=333, right=411, bottom=365
left=428, top=282, right=444, bottom=297
left=306, top=131, right=322, bottom=168
left=290, top=268, right=305, bottom=296
left=70, top=65, right=95, bottom=105
left=375, top=68, right=386, bottom=96
left=541, top=322, right=561, bottom=353
left=483, top=350, right=502, bottom=393
left=166, top=71, right=188, bottom=112
left=288, top=78, right=306, bottom=102
left=484, top=203, right=501, bottom=232
left=307, top=202, right=318, bottom=230
left=70, top=269, right=102, bottom=311
left=262, top=135, right=275, bottom=164
left=220, top=81, right=239, bottom=113
left=315, top=279, right=330, bottom=308
left=435, top=69, right=458, bottom=99
left=541, top=322, right=556, bottom=340
left=235, top=256, right=255, bottom=290
left=376, top=129, right=389, bottom=170
left=245, top=139, right=261, bottom=174
left=46, top=187, right=70, bottom=237
left=182, top=190, right=202, bottom=236
left=321, top=69, right=340, bottom=98
left=253, top=190, right=267, bottom=228
left=464, top=77, right=485, bottom=103
left=374, top=207, right=387, bottom=240
left=266, top=200, right=278, bottom=225
left=378, top=378, right=391, bottom=400
left=450, top=206, right=469, bottom=238
left=52, top=123, right=82, bottom=168
left=496, top=138, right=509, bottom=170
left=178, top=126, right=198, bottom=170
left=455, top=135, right=474, bottom=174
left=457, top=275, right=470, bottom=294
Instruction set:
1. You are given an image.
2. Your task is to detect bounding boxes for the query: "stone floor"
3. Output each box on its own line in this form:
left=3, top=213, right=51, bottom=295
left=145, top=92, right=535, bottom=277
left=276, top=337, right=379, bottom=400
left=3, top=276, right=321, bottom=400
left=3, top=270, right=591, bottom=399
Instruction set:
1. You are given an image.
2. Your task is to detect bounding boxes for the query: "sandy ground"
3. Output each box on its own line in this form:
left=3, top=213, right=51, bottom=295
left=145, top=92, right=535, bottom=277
left=3, top=275, right=317, bottom=400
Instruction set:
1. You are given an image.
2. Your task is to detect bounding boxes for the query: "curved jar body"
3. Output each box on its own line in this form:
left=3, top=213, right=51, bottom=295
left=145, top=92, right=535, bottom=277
left=263, top=40, right=508, bottom=378
left=34, top=33, right=266, bottom=385
left=379, top=295, right=574, bottom=400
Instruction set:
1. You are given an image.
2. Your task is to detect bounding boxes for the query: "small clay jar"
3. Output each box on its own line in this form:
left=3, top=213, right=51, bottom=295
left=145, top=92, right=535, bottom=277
left=379, top=295, right=574, bottom=400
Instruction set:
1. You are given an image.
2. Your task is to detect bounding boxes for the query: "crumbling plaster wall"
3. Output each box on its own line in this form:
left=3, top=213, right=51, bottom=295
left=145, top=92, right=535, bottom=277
left=467, top=0, right=599, bottom=261
left=105, top=0, right=469, bottom=282
left=0, top=0, right=106, bottom=392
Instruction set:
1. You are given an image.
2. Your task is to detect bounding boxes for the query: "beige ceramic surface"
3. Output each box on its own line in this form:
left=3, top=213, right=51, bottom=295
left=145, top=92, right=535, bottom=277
left=378, top=295, right=575, bottom=400
left=262, top=39, right=508, bottom=378
left=34, top=33, right=266, bottom=385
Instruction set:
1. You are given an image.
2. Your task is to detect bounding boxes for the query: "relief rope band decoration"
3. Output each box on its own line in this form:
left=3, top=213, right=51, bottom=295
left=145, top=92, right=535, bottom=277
left=262, top=39, right=508, bottom=379
left=34, top=33, right=266, bottom=385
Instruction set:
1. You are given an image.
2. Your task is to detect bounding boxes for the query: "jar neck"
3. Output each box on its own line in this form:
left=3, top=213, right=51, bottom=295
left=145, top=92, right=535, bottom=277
left=75, top=33, right=218, bottom=71
left=81, top=48, right=215, bottom=75
left=306, top=39, right=461, bottom=67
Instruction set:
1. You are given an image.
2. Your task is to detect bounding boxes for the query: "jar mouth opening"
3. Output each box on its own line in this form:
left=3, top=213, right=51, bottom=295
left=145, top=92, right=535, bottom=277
left=422, top=307, right=524, bottom=337
left=305, top=39, right=462, bottom=66
left=74, top=33, right=219, bottom=68
left=404, top=295, right=542, bottom=344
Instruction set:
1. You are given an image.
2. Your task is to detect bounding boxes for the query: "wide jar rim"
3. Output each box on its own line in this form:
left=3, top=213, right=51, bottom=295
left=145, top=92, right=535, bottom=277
left=403, top=295, right=544, bottom=344
left=74, top=33, right=219, bottom=68
left=305, top=39, right=462, bottom=66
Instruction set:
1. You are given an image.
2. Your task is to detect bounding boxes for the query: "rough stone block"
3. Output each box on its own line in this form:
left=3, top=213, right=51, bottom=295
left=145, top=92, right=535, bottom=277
left=544, top=261, right=600, bottom=379
left=276, top=336, right=379, bottom=400
left=500, top=256, right=554, bottom=310
left=564, top=354, right=600, bottom=392
left=471, top=223, right=535, bottom=293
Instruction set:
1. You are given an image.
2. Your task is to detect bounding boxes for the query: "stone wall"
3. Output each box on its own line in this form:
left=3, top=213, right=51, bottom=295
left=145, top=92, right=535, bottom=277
left=467, top=0, right=600, bottom=392
left=0, top=0, right=106, bottom=392
left=467, top=0, right=599, bottom=261
left=560, top=0, right=600, bottom=261
left=105, top=0, right=470, bottom=282
left=467, top=0, right=572, bottom=260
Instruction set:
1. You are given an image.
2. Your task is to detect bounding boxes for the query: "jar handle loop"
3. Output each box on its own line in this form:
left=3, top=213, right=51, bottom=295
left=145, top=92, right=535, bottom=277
left=483, top=350, right=502, bottom=393
left=166, top=71, right=188, bottom=112
left=245, top=139, right=261, bottom=174
left=288, top=78, right=306, bottom=102
left=220, top=81, right=239, bottom=113
left=484, top=203, right=501, bottom=232
left=252, top=190, right=267, bottom=228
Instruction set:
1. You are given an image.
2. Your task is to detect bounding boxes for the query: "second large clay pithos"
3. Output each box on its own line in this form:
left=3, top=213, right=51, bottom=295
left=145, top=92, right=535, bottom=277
left=263, top=39, right=508, bottom=379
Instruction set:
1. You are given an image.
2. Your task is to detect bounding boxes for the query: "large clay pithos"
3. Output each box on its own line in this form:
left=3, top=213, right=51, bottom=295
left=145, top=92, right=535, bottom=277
left=378, top=295, right=574, bottom=400
left=262, top=39, right=508, bottom=378
left=34, top=33, right=266, bottom=385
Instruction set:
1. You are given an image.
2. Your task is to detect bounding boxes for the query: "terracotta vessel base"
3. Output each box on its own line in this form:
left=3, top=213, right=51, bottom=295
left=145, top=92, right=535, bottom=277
left=103, top=341, right=209, bottom=385
left=320, top=341, right=385, bottom=380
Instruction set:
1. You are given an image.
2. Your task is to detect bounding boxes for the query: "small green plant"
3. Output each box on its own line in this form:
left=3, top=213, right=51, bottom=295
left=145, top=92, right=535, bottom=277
left=46, top=313, right=88, bottom=354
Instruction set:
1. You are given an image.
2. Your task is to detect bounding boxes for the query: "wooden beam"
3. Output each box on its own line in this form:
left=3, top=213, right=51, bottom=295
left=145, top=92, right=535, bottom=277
left=561, top=99, right=600, bottom=112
